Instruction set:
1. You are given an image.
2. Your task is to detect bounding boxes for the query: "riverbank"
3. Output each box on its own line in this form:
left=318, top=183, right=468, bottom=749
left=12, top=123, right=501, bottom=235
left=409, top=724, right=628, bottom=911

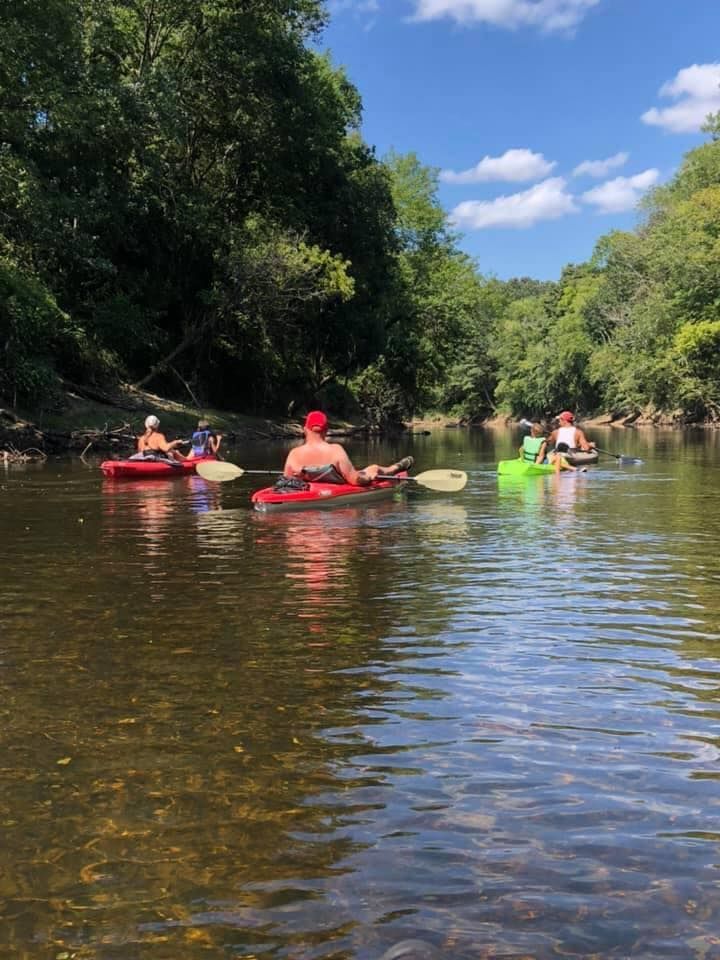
left=2, top=387, right=712, bottom=460
left=0, top=384, right=306, bottom=458
left=0, top=383, right=408, bottom=458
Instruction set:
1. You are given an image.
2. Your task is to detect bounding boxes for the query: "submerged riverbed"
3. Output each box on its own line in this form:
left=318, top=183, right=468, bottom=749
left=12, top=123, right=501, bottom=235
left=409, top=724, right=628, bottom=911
left=2, top=428, right=720, bottom=959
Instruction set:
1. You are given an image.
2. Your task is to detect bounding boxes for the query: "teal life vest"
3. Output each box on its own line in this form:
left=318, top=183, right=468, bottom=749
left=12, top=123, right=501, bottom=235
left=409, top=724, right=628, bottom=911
left=522, top=435, right=545, bottom=462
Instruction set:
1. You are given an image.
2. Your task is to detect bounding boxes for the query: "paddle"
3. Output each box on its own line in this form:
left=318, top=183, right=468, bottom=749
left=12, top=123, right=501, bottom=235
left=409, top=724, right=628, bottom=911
left=594, top=447, right=644, bottom=465
left=196, top=460, right=467, bottom=492
left=377, top=469, right=468, bottom=492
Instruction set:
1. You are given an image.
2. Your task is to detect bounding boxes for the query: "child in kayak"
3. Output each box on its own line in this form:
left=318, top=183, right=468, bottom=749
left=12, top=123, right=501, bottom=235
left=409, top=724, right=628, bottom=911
left=283, top=410, right=413, bottom=485
left=519, top=421, right=548, bottom=464
left=187, top=419, right=222, bottom=459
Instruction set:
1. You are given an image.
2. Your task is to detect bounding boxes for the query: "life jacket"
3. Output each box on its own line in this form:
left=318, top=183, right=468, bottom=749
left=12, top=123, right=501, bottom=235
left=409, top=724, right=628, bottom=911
left=522, top=435, right=545, bottom=462
left=191, top=429, right=214, bottom=457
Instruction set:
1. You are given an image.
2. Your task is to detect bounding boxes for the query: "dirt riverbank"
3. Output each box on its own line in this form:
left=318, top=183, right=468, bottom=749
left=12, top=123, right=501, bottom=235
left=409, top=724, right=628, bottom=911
left=2, top=388, right=712, bottom=461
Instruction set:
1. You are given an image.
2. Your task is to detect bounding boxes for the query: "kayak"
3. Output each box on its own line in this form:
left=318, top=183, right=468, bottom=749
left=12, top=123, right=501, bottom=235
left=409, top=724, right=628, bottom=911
left=100, top=455, right=217, bottom=479
left=251, top=473, right=408, bottom=513
left=498, top=459, right=557, bottom=477
left=565, top=449, right=598, bottom=466
left=498, top=449, right=599, bottom=477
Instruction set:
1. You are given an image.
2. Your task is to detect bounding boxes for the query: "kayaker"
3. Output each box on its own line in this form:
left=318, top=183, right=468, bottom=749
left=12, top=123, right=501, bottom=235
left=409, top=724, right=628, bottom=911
left=187, top=419, right=222, bottom=459
left=547, top=410, right=593, bottom=471
left=283, top=410, right=413, bottom=485
left=548, top=411, right=595, bottom=458
left=135, top=415, right=187, bottom=461
left=519, top=421, right=548, bottom=464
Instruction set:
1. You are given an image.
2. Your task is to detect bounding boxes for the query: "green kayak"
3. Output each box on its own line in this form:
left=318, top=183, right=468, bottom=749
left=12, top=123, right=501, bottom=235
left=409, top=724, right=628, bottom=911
left=497, top=458, right=557, bottom=477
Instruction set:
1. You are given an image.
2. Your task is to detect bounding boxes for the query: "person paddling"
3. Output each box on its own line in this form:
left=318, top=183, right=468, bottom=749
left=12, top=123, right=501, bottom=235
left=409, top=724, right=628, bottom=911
left=135, top=415, right=186, bottom=462
left=547, top=410, right=593, bottom=471
left=283, top=411, right=413, bottom=485
left=187, top=419, right=222, bottom=459
left=548, top=411, right=594, bottom=461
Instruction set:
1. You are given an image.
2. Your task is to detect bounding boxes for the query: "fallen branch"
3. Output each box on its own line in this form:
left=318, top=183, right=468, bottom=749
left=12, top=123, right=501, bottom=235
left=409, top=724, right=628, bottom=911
left=1, top=445, right=48, bottom=463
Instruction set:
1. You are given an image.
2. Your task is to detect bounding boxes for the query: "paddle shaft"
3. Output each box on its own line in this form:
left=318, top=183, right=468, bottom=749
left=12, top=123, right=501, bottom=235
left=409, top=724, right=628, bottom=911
left=195, top=460, right=467, bottom=491
left=595, top=447, right=643, bottom=463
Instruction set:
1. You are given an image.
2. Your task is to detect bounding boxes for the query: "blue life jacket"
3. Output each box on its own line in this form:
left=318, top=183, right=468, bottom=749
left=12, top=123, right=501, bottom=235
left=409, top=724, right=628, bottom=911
left=191, top=429, right=214, bottom=457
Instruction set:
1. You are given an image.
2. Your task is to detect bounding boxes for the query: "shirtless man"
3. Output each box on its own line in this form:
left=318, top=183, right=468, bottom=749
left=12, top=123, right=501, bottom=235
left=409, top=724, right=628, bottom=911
left=283, top=411, right=412, bottom=485
left=136, top=415, right=186, bottom=461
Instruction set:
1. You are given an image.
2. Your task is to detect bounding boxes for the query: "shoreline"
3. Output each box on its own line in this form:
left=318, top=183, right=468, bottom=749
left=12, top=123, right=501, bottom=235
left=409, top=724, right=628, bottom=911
left=2, top=387, right=717, bottom=460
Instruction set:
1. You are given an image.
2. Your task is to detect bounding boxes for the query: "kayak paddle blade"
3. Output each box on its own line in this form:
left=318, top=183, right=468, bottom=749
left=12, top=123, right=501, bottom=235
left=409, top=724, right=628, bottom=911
left=597, top=448, right=643, bottom=465
left=412, top=469, right=468, bottom=492
left=196, top=461, right=245, bottom=482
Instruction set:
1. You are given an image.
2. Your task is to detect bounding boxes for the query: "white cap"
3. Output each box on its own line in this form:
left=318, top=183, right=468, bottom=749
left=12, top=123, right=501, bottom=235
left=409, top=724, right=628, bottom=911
left=144, top=415, right=160, bottom=429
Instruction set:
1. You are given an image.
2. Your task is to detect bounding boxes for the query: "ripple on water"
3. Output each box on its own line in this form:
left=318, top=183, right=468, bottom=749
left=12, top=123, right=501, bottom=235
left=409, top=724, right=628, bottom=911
left=2, top=443, right=720, bottom=958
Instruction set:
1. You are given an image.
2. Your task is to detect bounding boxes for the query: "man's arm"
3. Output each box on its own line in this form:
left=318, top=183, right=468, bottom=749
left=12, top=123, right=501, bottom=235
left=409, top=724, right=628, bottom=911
left=576, top=428, right=594, bottom=451
left=283, top=449, right=298, bottom=477
left=332, top=445, right=370, bottom=485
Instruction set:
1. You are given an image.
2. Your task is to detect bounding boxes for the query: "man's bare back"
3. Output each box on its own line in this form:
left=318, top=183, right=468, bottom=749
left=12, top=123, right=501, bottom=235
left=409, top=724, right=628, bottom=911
left=283, top=411, right=412, bottom=486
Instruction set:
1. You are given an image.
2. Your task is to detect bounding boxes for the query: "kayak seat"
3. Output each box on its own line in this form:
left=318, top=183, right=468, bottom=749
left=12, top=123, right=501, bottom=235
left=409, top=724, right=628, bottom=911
left=298, top=464, right=346, bottom=484
left=128, top=452, right=182, bottom=466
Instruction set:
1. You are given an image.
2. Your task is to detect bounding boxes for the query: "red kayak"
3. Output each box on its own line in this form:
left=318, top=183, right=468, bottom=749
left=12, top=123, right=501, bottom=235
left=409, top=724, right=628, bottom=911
left=100, top=455, right=216, bottom=479
left=251, top=473, right=408, bottom=513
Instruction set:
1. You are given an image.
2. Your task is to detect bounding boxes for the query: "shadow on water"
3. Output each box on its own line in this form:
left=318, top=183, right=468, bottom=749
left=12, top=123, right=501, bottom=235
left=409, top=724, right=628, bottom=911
left=1, top=428, right=720, bottom=958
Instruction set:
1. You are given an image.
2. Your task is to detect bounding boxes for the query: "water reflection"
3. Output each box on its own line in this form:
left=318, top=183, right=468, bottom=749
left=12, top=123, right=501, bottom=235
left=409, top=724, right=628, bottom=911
left=2, top=431, right=720, bottom=958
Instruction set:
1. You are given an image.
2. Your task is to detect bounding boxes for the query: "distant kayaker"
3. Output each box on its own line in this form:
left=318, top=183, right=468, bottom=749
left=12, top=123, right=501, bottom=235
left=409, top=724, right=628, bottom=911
left=519, top=421, right=548, bottom=464
left=187, top=418, right=222, bottom=459
left=548, top=411, right=595, bottom=454
left=283, top=410, right=413, bottom=485
left=548, top=410, right=593, bottom=470
left=136, top=415, right=186, bottom=461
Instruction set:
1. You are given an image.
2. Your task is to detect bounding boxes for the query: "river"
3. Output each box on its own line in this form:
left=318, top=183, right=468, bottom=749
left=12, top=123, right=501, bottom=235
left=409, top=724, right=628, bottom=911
left=2, top=427, right=720, bottom=959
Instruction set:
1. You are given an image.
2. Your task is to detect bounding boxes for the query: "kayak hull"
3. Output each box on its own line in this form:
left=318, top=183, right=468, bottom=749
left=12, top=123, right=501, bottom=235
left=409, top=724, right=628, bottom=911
left=564, top=449, right=598, bottom=466
left=498, top=459, right=556, bottom=477
left=251, top=473, right=407, bottom=512
left=100, top=456, right=216, bottom=479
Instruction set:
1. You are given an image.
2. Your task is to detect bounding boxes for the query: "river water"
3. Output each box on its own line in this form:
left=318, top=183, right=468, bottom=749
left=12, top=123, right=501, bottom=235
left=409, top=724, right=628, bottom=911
left=2, top=428, right=720, bottom=960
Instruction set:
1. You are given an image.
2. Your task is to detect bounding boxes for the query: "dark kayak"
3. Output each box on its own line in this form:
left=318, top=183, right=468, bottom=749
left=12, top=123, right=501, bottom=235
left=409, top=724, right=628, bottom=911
left=564, top=449, right=598, bottom=466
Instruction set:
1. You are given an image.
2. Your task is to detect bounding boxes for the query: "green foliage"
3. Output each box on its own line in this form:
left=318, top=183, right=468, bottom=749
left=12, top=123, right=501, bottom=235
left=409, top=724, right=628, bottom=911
left=0, top=254, right=81, bottom=403
left=2, top=1, right=720, bottom=424
left=351, top=359, right=409, bottom=428
left=673, top=320, right=720, bottom=419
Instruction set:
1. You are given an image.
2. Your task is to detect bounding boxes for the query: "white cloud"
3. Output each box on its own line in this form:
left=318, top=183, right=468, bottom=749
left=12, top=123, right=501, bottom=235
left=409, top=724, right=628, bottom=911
left=642, top=63, right=720, bottom=134
left=572, top=152, right=629, bottom=178
left=581, top=169, right=659, bottom=214
left=409, top=0, right=600, bottom=32
left=450, top=177, right=578, bottom=230
left=441, top=148, right=556, bottom=184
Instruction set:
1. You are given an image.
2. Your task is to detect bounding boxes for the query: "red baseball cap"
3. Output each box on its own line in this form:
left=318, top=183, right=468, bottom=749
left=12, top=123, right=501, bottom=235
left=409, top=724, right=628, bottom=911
left=558, top=411, right=575, bottom=422
left=304, top=410, right=328, bottom=432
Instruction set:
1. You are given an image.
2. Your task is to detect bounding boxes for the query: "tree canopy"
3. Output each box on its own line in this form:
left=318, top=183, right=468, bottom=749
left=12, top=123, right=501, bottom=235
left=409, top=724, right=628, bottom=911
left=1, top=3, right=718, bottom=424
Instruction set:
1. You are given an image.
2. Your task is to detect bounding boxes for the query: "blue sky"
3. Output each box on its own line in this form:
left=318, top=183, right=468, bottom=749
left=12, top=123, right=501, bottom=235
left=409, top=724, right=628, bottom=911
left=320, top=0, right=720, bottom=280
